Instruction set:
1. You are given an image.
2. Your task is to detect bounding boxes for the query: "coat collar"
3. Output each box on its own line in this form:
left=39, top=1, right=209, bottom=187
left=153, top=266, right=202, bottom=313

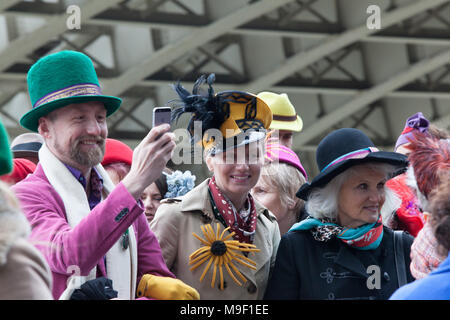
left=180, top=178, right=270, bottom=220
left=181, top=179, right=213, bottom=216
left=180, top=178, right=276, bottom=282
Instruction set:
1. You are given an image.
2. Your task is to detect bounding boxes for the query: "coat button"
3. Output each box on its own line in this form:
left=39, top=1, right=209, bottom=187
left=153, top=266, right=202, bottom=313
left=115, top=208, right=129, bottom=222
left=247, top=283, right=257, bottom=294
left=383, top=272, right=390, bottom=282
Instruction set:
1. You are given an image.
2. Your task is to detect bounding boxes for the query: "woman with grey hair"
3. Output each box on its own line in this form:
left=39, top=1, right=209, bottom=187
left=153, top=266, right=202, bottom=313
left=264, top=128, right=415, bottom=300
left=252, top=143, right=308, bottom=235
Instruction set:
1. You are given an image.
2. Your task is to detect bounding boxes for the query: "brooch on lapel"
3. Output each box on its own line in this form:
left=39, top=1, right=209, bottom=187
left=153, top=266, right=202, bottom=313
left=189, top=223, right=260, bottom=290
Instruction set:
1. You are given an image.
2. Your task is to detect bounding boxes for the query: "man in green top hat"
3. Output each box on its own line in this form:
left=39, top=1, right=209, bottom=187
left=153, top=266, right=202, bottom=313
left=256, top=91, right=303, bottom=149
left=12, top=50, right=199, bottom=300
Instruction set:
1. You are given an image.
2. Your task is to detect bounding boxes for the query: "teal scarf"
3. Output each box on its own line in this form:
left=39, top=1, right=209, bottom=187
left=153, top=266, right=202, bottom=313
left=289, top=215, right=384, bottom=250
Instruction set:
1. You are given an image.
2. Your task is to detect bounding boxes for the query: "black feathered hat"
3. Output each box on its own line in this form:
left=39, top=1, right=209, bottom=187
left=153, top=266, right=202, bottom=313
left=171, top=74, right=272, bottom=155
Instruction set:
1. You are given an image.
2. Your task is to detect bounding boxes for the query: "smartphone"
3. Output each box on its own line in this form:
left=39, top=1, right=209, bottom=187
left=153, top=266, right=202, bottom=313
left=152, top=107, right=172, bottom=128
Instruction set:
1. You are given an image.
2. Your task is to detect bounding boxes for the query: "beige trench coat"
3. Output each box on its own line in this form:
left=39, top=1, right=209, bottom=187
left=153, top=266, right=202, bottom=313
left=0, top=238, right=53, bottom=300
left=150, top=179, right=281, bottom=300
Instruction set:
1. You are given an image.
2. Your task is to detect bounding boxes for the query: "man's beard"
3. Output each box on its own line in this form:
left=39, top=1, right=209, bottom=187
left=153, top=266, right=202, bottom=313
left=56, top=136, right=105, bottom=168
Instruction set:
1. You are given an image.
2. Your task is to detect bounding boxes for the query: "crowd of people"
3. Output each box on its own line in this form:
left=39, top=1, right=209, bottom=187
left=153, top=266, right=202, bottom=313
left=0, top=50, right=448, bottom=300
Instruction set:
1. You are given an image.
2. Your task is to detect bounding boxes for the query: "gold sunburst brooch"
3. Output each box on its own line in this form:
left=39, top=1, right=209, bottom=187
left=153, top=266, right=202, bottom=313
left=189, top=223, right=260, bottom=290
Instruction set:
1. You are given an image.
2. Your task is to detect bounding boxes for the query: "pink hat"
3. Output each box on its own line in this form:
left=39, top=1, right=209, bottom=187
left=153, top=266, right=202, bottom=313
left=265, top=143, right=307, bottom=180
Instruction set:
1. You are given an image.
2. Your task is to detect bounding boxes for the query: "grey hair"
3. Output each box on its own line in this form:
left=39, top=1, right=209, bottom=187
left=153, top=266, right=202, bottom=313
left=306, top=162, right=402, bottom=224
left=305, top=169, right=349, bottom=221
left=259, top=162, right=306, bottom=213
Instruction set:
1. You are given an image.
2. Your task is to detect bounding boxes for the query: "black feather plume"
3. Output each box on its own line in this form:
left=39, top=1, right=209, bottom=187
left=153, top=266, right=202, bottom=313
left=170, top=74, right=229, bottom=142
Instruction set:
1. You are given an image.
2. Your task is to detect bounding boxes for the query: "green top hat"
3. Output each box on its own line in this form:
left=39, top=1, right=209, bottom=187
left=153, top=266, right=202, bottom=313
left=20, top=50, right=122, bottom=132
left=0, top=120, right=13, bottom=176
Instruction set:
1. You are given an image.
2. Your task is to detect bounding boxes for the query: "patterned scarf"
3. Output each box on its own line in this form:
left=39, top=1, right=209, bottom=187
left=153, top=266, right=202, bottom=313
left=290, top=215, right=384, bottom=250
left=208, top=176, right=258, bottom=244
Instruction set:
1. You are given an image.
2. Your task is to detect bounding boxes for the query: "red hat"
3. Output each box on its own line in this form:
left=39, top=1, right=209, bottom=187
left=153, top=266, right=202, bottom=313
left=101, top=138, right=133, bottom=167
left=0, top=158, right=36, bottom=184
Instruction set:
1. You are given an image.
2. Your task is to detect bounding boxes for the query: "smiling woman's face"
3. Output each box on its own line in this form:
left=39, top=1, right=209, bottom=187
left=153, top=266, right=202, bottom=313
left=206, top=142, right=264, bottom=201
left=337, top=164, right=388, bottom=229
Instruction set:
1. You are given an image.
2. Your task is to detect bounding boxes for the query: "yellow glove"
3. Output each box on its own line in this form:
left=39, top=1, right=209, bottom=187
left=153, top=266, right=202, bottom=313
left=137, top=274, right=200, bottom=300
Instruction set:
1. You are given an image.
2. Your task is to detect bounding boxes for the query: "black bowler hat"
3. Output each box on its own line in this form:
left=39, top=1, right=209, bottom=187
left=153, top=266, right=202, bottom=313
left=296, top=128, right=408, bottom=200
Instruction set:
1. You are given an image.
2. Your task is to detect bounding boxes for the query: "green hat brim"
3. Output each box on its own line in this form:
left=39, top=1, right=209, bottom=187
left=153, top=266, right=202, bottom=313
left=20, top=95, right=122, bottom=132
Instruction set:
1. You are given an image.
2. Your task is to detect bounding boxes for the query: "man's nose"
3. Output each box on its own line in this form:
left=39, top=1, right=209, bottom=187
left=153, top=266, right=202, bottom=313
left=85, top=118, right=102, bottom=135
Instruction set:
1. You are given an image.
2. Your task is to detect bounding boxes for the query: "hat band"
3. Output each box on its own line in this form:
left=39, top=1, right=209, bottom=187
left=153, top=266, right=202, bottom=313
left=272, top=114, right=298, bottom=122
left=207, top=130, right=266, bottom=156
left=34, top=83, right=103, bottom=108
left=11, top=142, right=42, bottom=153
left=321, top=147, right=379, bottom=172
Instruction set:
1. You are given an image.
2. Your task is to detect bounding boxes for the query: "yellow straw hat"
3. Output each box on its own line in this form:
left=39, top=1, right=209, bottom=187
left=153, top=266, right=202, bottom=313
left=256, top=92, right=303, bottom=132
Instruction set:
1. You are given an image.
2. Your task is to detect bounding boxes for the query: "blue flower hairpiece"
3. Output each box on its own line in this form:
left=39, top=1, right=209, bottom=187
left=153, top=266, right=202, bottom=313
left=164, top=170, right=196, bottom=198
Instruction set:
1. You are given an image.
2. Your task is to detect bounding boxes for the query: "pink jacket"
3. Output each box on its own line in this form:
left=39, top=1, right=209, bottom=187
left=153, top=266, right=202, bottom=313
left=12, top=164, right=174, bottom=299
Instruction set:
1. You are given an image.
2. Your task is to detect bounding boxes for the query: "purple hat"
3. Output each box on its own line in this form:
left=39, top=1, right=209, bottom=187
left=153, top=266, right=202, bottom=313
left=395, top=112, right=429, bottom=151
left=265, top=143, right=307, bottom=180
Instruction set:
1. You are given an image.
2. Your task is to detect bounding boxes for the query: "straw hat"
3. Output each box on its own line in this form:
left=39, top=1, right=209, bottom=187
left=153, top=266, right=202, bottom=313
left=256, top=92, right=303, bottom=132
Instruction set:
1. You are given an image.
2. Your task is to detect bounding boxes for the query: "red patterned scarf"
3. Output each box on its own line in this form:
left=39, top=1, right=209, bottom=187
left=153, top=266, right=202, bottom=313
left=208, top=176, right=258, bottom=244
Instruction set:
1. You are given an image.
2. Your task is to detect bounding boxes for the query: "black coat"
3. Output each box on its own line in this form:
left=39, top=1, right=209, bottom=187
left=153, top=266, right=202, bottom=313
left=264, top=226, right=414, bottom=300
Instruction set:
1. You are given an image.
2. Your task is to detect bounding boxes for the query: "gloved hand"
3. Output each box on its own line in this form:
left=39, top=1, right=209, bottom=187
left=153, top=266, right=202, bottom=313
left=136, top=274, right=200, bottom=300
left=70, top=277, right=118, bottom=300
